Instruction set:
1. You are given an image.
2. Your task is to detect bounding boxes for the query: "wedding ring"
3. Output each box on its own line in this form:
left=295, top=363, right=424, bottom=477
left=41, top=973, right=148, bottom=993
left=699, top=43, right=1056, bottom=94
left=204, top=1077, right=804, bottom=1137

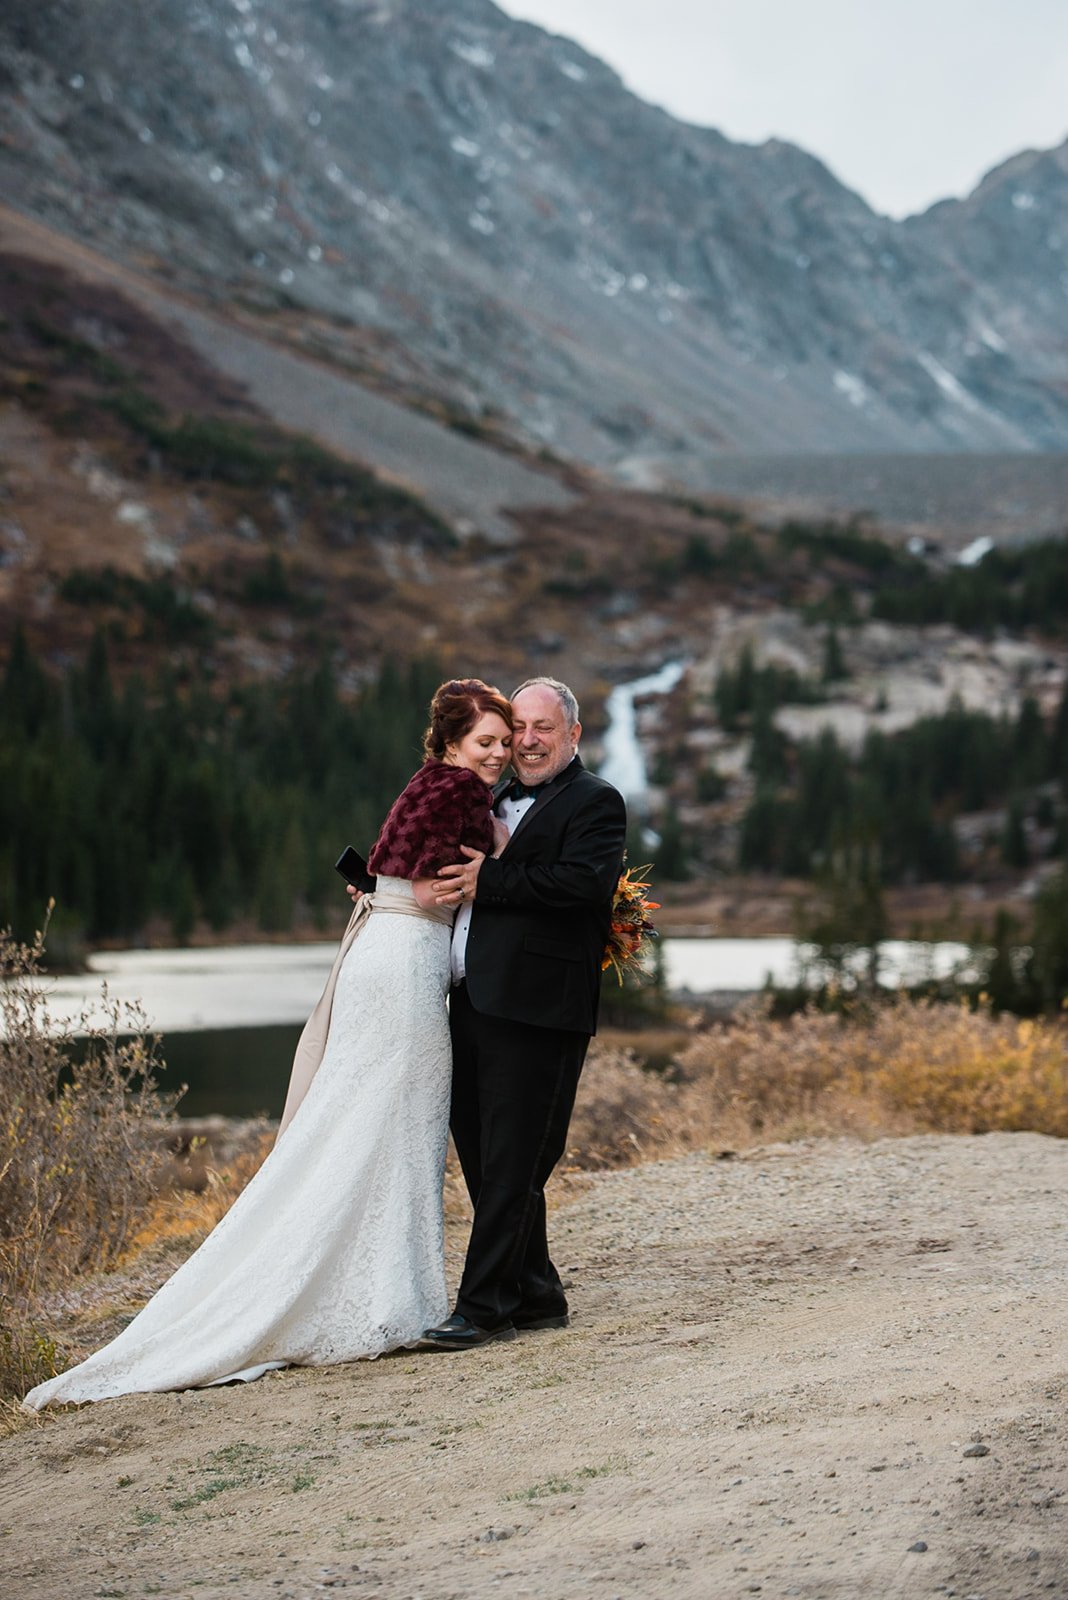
left=458, top=888, right=465, bottom=901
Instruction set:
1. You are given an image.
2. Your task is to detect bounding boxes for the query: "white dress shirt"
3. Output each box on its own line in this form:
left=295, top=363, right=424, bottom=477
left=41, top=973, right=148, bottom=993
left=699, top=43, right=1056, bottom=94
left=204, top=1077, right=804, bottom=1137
left=449, top=789, right=537, bottom=983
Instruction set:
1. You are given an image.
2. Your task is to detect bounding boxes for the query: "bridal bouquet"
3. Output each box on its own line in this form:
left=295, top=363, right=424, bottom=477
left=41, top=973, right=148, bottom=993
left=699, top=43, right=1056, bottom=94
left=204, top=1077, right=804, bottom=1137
left=603, top=862, right=660, bottom=984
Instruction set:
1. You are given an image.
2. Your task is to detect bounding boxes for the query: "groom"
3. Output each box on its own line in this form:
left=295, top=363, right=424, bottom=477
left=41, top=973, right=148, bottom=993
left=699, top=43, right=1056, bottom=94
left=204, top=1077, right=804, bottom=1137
left=418, top=676, right=627, bottom=1350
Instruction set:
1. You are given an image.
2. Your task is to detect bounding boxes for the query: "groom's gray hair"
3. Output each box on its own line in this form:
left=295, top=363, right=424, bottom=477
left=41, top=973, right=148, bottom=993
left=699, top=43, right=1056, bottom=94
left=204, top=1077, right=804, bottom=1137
left=512, top=675, right=580, bottom=728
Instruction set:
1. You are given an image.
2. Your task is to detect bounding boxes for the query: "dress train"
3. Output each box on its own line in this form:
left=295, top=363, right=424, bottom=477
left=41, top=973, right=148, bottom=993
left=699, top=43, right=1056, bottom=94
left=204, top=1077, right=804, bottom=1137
left=24, top=879, right=453, bottom=1407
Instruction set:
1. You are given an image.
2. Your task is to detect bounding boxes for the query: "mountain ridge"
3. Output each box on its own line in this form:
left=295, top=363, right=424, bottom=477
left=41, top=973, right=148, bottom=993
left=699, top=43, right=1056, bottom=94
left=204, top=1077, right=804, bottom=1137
left=2, top=0, right=1068, bottom=480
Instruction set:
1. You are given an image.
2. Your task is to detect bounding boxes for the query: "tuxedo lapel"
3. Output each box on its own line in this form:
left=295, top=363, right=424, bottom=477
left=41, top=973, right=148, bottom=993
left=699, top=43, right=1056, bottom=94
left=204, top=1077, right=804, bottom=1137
left=505, top=756, right=583, bottom=848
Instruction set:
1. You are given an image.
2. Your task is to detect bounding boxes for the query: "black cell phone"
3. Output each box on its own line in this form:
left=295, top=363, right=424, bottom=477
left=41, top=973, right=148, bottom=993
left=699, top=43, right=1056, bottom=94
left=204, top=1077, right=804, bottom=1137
left=335, top=846, right=374, bottom=891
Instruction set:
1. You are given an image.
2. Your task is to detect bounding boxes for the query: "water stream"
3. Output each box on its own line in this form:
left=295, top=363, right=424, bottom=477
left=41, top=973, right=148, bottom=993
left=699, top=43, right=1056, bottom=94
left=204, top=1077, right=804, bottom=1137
left=598, top=659, right=687, bottom=802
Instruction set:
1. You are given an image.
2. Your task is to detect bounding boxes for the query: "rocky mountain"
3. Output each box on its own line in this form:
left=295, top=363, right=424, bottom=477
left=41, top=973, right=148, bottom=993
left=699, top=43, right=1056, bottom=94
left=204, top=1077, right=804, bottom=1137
left=2, top=0, right=1067, bottom=486
left=907, top=142, right=1068, bottom=429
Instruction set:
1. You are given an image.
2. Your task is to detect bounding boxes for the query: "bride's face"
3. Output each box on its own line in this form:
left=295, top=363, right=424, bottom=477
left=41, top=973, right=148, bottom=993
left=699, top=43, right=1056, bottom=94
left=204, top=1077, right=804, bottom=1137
left=445, top=710, right=512, bottom=786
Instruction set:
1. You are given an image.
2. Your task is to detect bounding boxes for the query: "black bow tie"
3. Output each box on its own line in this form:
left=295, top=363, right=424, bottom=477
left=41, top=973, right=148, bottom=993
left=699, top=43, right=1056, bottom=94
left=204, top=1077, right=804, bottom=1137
left=503, top=778, right=542, bottom=802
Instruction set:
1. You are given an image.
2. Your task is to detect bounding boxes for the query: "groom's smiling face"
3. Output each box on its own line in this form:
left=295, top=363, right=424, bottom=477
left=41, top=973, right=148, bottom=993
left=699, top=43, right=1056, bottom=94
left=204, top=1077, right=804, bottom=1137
left=511, top=685, right=580, bottom=787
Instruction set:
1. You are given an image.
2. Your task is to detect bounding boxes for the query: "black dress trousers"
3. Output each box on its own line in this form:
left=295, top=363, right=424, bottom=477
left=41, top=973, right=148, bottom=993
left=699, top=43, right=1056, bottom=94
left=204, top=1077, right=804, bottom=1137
left=448, top=980, right=590, bottom=1328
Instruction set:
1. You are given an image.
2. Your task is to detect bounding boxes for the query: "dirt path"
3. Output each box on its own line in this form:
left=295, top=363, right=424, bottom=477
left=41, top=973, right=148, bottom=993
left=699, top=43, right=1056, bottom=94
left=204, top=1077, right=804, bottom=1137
left=3, top=1133, right=1067, bottom=1599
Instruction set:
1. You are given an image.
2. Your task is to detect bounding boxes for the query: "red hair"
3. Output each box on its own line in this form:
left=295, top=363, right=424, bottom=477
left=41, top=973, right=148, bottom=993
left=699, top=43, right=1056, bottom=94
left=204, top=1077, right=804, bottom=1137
left=422, top=678, right=512, bottom=760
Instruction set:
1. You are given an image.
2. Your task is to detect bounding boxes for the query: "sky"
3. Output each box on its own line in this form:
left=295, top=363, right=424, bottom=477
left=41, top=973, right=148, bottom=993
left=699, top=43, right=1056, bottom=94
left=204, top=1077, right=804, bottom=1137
left=498, top=0, right=1068, bottom=218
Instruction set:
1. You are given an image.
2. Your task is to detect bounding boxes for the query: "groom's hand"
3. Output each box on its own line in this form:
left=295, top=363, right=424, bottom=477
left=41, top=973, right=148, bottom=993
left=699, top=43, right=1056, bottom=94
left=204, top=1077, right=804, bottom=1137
left=432, top=846, right=485, bottom=907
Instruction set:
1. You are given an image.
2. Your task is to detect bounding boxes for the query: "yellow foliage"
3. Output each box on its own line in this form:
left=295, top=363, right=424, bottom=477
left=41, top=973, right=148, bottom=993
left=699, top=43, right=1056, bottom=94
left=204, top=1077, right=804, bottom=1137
left=671, top=997, right=1068, bottom=1146
left=123, top=1135, right=274, bottom=1259
left=874, top=1008, right=1068, bottom=1136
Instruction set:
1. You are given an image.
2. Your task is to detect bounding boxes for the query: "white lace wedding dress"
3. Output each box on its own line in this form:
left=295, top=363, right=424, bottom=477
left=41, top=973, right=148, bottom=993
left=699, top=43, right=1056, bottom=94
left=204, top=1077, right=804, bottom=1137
left=24, top=878, right=453, bottom=1409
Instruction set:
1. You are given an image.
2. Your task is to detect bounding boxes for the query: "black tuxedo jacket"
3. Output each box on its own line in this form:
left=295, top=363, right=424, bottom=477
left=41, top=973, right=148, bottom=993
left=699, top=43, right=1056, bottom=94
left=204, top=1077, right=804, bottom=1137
left=464, top=756, right=627, bottom=1035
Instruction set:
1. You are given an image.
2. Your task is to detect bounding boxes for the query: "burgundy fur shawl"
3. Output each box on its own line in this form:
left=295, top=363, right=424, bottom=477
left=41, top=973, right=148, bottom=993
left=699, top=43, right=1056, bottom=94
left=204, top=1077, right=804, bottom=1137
left=368, top=760, right=495, bottom=880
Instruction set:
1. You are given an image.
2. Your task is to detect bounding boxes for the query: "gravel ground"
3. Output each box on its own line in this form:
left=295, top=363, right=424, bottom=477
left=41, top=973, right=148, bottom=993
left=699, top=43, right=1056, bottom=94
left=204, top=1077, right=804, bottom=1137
left=2, top=1133, right=1067, bottom=1599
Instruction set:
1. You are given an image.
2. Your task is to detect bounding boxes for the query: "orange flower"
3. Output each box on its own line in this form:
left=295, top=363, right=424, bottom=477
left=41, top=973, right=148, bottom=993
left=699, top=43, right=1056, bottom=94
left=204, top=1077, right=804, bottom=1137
left=602, top=863, right=660, bottom=984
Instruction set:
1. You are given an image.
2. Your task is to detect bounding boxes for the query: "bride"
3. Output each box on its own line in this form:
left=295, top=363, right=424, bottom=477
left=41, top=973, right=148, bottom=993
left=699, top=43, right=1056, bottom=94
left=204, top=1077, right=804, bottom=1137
left=24, top=678, right=513, bottom=1408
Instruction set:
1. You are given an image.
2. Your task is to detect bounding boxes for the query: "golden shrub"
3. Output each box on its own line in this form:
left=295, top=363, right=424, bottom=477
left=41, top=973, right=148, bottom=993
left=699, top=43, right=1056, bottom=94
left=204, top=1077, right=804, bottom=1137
left=671, top=997, right=1068, bottom=1145
left=568, top=1046, right=688, bottom=1168
left=870, top=1008, right=1068, bottom=1135
left=0, top=915, right=180, bottom=1400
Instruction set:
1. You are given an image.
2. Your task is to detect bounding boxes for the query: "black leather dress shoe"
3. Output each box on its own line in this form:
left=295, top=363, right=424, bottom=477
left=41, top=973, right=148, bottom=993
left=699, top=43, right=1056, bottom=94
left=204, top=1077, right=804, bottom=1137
left=512, top=1309, right=570, bottom=1331
left=415, top=1314, right=517, bottom=1351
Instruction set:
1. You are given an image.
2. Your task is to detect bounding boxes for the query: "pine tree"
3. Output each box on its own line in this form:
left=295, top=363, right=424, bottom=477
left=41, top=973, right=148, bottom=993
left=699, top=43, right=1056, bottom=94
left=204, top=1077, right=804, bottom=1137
left=796, top=825, right=888, bottom=994
left=654, top=801, right=690, bottom=882
left=985, top=910, right=1024, bottom=1013
left=821, top=625, right=847, bottom=684
left=1053, top=677, right=1068, bottom=791
left=0, top=626, right=54, bottom=737
left=1029, top=863, right=1068, bottom=1011
left=738, top=788, right=787, bottom=872
left=748, top=699, right=789, bottom=786
left=1001, top=796, right=1030, bottom=869
left=1012, top=695, right=1045, bottom=788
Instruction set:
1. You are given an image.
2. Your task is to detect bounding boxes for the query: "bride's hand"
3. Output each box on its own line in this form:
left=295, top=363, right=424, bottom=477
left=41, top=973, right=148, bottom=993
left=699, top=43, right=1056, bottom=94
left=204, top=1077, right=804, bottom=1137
left=491, top=817, right=510, bottom=857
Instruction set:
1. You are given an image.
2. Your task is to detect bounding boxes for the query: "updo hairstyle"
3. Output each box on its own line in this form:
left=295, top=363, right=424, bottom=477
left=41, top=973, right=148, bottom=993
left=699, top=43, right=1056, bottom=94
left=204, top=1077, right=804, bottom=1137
left=423, top=678, right=513, bottom=761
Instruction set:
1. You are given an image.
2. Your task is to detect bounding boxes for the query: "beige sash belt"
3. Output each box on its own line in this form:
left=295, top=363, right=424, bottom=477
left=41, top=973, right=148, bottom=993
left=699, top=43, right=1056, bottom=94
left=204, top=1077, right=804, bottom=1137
left=276, top=891, right=453, bottom=1139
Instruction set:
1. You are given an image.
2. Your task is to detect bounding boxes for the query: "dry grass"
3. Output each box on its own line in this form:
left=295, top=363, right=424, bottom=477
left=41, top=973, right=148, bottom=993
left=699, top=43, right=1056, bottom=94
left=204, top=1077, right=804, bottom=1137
left=4, top=990, right=1065, bottom=1422
left=573, top=997, right=1068, bottom=1163
left=869, top=1006, right=1068, bottom=1136
left=0, top=915, right=181, bottom=1402
left=0, top=1134, right=275, bottom=1430
left=567, top=1046, right=693, bottom=1168
left=124, top=1128, right=275, bottom=1259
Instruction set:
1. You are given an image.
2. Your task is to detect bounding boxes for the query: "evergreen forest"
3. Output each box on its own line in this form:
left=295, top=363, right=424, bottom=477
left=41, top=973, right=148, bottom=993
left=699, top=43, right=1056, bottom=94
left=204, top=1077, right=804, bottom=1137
left=4, top=625, right=1067, bottom=966
left=736, top=689, right=1068, bottom=882
left=0, top=629, right=442, bottom=947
